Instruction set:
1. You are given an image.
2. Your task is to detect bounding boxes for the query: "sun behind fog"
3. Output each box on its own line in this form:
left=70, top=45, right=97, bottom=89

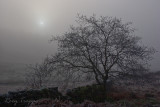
left=40, top=20, right=44, bottom=25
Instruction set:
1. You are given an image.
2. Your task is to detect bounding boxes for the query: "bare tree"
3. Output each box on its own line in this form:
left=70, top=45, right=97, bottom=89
left=48, top=15, right=155, bottom=91
left=25, top=57, right=53, bottom=89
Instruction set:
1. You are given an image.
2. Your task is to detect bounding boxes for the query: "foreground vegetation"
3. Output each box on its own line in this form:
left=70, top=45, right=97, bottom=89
left=0, top=83, right=160, bottom=107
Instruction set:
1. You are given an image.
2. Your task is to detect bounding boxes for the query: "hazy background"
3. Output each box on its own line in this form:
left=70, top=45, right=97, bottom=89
left=0, top=0, right=160, bottom=85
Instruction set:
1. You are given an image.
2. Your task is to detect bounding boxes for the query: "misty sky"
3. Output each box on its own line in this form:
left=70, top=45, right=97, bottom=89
left=0, top=0, right=160, bottom=73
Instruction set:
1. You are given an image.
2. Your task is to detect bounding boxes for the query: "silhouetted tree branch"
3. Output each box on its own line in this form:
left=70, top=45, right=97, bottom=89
left=48, top=15, right=155, bottom=91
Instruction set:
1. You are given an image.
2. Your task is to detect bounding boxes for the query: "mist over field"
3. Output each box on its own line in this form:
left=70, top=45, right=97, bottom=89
left=1, top=1, right=160, bottom=107
left=0, top=0, right=160, bottom=91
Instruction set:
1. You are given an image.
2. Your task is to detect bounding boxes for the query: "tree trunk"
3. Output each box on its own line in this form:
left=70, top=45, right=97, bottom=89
left=102, top=79, right=108, bottom=100
left=103, top=77, right=111, bottom=97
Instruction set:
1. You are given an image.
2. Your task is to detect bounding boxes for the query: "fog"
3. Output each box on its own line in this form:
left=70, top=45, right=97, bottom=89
left=0, top=0, right=160, bottom=84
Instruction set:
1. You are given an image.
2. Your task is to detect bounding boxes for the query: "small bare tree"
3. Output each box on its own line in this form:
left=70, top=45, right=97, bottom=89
left=25, top=57, right=53, bottom=89
left=48, top=15, right=155, bottom=92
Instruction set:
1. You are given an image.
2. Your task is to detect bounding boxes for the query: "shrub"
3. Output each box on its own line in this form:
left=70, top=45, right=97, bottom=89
left=145, top=93, right=154, bottom=98
left=66, top=84, right=113, bottom=103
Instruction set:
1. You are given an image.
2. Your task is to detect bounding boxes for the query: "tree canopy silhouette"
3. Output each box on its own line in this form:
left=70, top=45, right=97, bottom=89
left=48, top=15, right=155, bottom=90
